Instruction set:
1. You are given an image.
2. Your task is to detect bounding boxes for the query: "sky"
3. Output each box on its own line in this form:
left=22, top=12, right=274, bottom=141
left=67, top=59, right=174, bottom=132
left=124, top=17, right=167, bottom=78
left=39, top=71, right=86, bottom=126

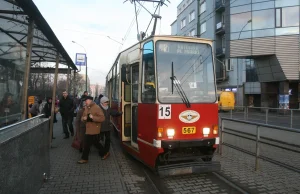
left=33, top=0, right=181, bottom=85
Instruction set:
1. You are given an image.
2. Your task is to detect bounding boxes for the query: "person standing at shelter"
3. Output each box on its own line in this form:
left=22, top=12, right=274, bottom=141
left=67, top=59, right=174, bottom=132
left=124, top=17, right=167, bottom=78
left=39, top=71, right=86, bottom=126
left=59, top=91, right=75, bottom=139
left=43, top=97, right=57, bottom=139
left=99, top=96, right=122, bottom=160
left=29, top=99, right=42, bottom=117
left=77, top=96, right=105, bottom=164
left=74, top=101, right=86, bottom=152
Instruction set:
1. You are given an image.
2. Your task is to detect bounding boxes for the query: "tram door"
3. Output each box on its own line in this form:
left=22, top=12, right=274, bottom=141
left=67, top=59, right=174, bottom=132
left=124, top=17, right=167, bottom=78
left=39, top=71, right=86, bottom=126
left=121, top=62, right=139, bottom=150
left=131, top=65, right=139, bottom=149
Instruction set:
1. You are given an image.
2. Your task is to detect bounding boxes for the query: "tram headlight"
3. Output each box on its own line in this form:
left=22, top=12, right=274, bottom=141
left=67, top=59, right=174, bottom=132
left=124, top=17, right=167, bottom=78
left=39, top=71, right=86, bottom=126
left=167, top=129, right=175, bottom=137
left=203, top=127, right=210, bottom=135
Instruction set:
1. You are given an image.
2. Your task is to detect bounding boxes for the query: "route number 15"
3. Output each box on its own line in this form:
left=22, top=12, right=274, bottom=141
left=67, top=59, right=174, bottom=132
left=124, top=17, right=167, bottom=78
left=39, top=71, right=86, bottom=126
left=158, top=105, right=171, bottom=119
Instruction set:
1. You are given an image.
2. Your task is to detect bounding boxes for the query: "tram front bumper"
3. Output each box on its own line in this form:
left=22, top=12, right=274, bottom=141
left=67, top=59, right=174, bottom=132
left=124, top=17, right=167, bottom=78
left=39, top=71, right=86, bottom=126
left=161, top=138, right=216, bottom=149
left=157, top=161, right=221, bottom=177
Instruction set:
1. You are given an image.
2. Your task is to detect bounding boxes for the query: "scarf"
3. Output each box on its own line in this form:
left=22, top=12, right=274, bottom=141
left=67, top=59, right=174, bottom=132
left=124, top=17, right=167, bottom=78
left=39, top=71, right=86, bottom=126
left=100, top=103, right=108, bottom=110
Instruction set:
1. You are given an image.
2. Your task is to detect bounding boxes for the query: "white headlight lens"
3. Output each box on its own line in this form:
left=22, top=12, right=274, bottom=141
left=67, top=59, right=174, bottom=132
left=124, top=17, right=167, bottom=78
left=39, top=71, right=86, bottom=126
left=167, top=129, right=175, bottom=137
left=203, top=127, right=210, bottom=135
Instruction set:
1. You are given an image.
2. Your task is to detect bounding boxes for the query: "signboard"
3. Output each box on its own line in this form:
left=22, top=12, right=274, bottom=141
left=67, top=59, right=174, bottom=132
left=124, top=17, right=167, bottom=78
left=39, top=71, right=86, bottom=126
left=157, top=42, right=203, bottom=55
left=28, top=96, right=35, bottom=118
left=75, top=53, right=86, bottom=66
left=279, top=94, right=289, bottom=109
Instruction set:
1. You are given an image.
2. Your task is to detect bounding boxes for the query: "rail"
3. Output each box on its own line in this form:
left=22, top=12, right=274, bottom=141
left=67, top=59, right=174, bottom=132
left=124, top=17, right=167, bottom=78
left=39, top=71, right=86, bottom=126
left=219, top=117, right=300, bottom=173
left=220, top=106, right=300, bottom=128
left=0, top=113, right=22, bottom=128
left=0, top=114, right=45, bottom=131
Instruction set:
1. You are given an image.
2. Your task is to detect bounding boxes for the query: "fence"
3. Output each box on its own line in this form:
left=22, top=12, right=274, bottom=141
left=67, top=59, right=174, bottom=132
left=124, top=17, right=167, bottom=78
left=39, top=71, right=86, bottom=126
left=219, top=106, right=300, bottom=129
left=219, top=117, right=300, bottom=173
left=0, top=114, right=50, bottom=194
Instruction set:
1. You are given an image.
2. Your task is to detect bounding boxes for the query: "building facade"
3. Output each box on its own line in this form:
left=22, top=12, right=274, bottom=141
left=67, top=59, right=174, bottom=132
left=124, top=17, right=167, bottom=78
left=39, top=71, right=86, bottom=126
left=171, top=0, right=300, bottom=108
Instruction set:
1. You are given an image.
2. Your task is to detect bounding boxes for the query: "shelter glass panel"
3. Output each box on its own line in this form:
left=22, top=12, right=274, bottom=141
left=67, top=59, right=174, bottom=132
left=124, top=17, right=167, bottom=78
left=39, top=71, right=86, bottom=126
left=0, top=9, right=26, bottom=126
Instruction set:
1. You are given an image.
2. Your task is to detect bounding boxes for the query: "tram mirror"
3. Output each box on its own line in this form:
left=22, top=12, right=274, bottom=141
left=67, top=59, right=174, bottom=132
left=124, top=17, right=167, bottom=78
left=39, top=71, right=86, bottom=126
left=121, top=64, right=127, bottom=83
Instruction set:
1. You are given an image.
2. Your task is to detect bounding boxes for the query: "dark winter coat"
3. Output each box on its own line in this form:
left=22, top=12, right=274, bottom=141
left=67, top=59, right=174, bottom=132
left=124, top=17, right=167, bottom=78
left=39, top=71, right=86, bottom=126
left=99, top=105, right=122, bottom=132
left=59, top=96, right=74, bottom=118
left=43, top=102, right=57, bottom=123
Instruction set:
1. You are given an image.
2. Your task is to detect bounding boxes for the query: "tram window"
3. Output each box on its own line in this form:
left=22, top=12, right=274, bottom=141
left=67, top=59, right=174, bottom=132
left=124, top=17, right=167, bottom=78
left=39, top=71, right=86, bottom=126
left=142, top=41, right=156, bottom=103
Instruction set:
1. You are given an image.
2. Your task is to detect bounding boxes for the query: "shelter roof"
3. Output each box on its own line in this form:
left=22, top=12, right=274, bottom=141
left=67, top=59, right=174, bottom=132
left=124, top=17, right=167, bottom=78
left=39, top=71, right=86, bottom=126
left=0, top=0, right=77, bottom=70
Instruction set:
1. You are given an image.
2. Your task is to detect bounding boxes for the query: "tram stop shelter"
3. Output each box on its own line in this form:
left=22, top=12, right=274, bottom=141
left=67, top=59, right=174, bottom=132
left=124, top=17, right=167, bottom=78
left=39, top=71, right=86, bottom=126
left=0, top=0, right=78, bottom=193
left=0, top=0, right=77, bottom=126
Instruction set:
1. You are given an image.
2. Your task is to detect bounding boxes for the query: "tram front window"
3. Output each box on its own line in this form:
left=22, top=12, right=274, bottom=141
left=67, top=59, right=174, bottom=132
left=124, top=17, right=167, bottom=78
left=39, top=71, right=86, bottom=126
left=156, top=41, right=216, bottom=103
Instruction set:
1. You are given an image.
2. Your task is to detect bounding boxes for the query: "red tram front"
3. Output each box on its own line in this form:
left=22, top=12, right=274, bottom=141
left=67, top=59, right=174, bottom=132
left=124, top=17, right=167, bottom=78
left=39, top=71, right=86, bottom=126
left=106, top=35, right=220, bottom=176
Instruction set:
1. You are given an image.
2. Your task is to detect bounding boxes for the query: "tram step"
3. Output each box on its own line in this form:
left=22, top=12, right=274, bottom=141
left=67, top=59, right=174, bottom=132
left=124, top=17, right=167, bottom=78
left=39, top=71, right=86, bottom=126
left=157, top=161, right=221, bottom=177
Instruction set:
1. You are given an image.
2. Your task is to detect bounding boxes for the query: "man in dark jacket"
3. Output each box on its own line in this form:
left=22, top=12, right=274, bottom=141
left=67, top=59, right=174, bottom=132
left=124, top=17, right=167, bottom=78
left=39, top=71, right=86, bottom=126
left=59, top=91, right=74, bottom=139
left=98, top=96, right=122, bottom=160
left=43, top=97, right=57, bottom=139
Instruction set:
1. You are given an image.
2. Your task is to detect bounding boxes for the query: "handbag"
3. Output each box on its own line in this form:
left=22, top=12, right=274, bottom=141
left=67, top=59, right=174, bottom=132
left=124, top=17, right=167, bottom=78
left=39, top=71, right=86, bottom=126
left=71, top=136, right=81, bottom=150
left=54, top=107, right=59, bottom=113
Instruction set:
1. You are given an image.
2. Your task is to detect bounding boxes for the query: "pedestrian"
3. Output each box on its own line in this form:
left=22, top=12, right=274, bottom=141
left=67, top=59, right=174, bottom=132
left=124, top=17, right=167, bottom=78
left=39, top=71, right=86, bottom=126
left=43, top=97, right=57, bottom=139
left=29, top=99, right=42, bottom=117
left=98, top=96, right=122, bottom=160
left=74, top=100, right=86, bottom=152
left=59, top=90, right=75, bottom=139
left=77, top=96, right=105, bottom=164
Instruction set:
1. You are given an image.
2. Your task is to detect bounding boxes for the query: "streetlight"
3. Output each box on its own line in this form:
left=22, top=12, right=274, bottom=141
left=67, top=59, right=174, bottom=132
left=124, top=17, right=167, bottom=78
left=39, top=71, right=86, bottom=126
left=236, top=19, right=252, bottom=106
left=238, top=19, right=252, bottom=40
left=72, top=41, right=88, bottom=92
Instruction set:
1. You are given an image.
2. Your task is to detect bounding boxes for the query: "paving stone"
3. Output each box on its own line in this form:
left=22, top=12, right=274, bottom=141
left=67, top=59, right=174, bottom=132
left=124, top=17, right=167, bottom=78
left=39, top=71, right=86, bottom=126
left=38, top=116, right=127, bottom=194
left=214, top=145, right=300, bottom=194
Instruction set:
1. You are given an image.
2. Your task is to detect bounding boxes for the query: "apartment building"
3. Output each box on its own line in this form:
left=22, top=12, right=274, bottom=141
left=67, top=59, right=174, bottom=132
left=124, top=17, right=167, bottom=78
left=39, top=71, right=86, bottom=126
left=171, top=0, right=300, bottom=108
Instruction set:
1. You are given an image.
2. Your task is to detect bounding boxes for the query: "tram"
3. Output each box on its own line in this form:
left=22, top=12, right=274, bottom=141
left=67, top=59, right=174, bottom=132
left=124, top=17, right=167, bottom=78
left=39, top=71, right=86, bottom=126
left=105, top=35, right=220, bottom=176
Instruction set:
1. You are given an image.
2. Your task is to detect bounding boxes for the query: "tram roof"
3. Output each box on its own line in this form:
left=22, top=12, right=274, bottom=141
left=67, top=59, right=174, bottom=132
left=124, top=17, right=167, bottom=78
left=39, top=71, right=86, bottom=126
left=0, top=0, right=77, bottom=70
left=119, top=35, right=213, bottom=53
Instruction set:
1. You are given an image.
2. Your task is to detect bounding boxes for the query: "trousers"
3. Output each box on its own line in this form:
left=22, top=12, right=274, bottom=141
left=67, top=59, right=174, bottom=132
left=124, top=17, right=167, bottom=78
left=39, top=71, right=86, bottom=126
left=81, top=134, right=103, bottom=160
left=62, top=115, right=74, bottom=136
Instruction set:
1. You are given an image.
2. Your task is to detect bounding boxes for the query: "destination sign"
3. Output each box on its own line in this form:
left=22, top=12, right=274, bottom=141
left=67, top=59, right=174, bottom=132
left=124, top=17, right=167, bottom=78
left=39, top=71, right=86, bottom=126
left=157, top=41, right=204, bottom=55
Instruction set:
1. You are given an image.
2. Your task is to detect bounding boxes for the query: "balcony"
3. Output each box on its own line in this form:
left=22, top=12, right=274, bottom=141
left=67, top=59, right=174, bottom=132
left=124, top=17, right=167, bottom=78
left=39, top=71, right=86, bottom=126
left=215, top=0, right=225, bottom=12
left=216, top=22, right=225, bottom=35
left=216, top=47, right=225, bottom=57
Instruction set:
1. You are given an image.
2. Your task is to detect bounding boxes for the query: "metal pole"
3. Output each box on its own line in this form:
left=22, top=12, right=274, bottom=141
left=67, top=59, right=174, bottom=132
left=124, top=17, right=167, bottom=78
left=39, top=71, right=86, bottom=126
left=290, top=109, right=293, bottom=128
left=66, top=65, right=70, bottom=93
left=21, top=19, right=34, bottom=120
left=219, top=119, right=224, bottom=155
left=266, top=108, right=268, bottom=124
left=86, top=56, right=88, bottom=92
left=49, top=54, right=59, bottom=146
left=73, top=70, right=76, bottom=98
left=255, top=125, right=260, bottom=171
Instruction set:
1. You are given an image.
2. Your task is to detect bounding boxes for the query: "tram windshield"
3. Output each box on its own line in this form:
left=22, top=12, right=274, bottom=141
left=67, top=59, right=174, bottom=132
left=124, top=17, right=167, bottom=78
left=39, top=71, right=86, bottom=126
left=156, top=40, right=216, bottom=103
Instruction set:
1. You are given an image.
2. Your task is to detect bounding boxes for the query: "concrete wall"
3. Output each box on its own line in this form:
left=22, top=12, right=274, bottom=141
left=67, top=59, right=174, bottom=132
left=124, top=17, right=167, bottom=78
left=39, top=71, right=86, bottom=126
left=0, top=118, right=50, bottom=194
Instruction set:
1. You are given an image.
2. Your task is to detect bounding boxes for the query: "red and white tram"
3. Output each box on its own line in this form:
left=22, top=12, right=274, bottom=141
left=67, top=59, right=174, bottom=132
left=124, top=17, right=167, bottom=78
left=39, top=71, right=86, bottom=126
left=106, top=35, right=220, bottom=176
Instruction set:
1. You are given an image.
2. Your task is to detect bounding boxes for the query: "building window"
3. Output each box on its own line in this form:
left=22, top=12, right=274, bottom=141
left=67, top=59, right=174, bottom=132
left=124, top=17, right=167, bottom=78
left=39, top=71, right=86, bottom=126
left=200, top=22, right=206, bottom=34
left=189, top=29, right=196, bottom=36
left=230, top=12, right=251, bottom=33
left=276, top=6, right=299, bottom=28
left=252, top=9, right=275, bottom=30
left=200, top=1, right=206, bottom=14
left=227, top=59, right=233, bottom=71
left=189, top=11, right=195, bottom=22
left=276, top=8, right=281, bottom=27
left=181, top=18, right=186, bottom=29
left=282, top=6, right=299, bottom=27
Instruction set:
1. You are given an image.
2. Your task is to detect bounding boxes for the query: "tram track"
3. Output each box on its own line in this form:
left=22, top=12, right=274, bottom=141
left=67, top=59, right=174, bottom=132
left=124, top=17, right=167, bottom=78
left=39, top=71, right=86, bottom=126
left=212, top=172, right=250, bottom=194
left=111, top=131, right=249, bottom=194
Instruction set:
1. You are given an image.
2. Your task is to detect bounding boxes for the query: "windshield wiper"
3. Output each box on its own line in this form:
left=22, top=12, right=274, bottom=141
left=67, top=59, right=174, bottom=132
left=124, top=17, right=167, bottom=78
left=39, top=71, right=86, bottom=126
left=170, top=62, right=191, bottom=108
